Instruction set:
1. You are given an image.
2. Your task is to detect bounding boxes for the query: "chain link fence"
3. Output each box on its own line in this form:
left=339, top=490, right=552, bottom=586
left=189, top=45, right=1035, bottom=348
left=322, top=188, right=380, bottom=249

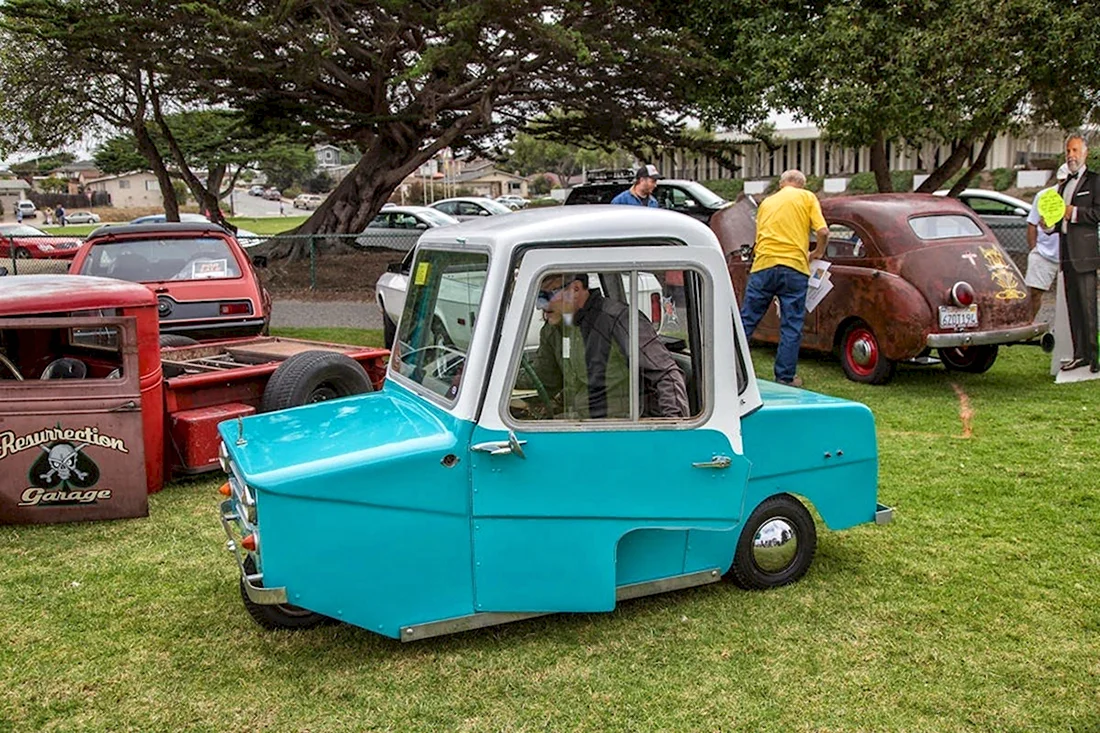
left=0, top=222, right=1036, bottom=293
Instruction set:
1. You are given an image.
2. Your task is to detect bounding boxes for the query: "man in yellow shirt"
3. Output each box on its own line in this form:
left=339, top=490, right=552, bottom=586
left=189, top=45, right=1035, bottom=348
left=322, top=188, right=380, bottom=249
left=740, top=169, right=828, bottom=387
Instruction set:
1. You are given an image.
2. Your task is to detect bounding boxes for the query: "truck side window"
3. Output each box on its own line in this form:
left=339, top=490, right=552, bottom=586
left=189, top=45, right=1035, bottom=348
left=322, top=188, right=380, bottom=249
left=0, top=324, right=125, bottom=380
left=509, top=268, right=701, bottom=423
left=390, top=248, right=488, bottom=402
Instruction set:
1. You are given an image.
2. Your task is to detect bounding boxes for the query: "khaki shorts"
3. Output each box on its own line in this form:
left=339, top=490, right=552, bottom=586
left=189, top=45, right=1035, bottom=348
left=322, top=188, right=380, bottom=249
left=1024, top=250, right=1058, bottom=291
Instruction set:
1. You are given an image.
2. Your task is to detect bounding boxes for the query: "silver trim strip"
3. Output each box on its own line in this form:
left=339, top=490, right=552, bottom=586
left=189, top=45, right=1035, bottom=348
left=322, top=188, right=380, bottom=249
left=399, top=568, right=722, bottom=642
left=875, top=503, right=895, bottom=525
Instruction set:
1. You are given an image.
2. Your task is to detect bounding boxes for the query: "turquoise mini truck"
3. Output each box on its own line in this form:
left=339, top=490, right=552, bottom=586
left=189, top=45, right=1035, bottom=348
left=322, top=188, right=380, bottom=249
left=218, top=206, right=893, bottom=641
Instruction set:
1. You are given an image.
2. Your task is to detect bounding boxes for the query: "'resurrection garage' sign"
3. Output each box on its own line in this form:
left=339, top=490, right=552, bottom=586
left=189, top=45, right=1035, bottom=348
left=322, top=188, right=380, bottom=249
left=0, top=420, right=148, bottom=526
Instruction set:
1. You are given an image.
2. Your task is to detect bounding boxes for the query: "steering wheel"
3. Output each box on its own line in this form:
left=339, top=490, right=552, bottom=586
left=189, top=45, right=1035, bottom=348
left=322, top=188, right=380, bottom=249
left=0, top=352, right=24, bottom=380
left=519, top=354, right=555, bottom=414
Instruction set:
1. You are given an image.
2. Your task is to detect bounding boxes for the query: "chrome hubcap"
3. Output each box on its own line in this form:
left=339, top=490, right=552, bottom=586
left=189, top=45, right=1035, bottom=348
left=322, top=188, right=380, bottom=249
left=752, top=517, right=798, bottom=572
left=850, top=336, right=875, bottom=367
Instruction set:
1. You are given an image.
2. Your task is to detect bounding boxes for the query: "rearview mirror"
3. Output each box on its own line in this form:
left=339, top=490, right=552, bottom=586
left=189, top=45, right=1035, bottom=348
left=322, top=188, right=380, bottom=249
left=0, top=266, right=8, bottom=277
left=1013, top=207, right=1027, bottom=216
left=251, top=255, right=268, bottom=269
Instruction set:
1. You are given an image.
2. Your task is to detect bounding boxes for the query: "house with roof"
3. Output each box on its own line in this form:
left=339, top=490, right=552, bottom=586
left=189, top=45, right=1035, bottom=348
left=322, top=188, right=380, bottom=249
left=452, top=160, right=528, bottom=199
left=313, top=144, right=345, bottom=170
left=0, top=178, right=32, bottom=222
left=49, top=160, right=104, bottom=194
left=84, top=171, right=162, bottom=208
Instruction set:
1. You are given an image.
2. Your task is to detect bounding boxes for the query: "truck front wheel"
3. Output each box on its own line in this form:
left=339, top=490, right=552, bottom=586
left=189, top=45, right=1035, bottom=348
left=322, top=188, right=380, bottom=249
left=260, top=350, right=372, bottom=412
left=728, top=494, right=817, bottom=590
left=241, top=556, right=329, bottom=630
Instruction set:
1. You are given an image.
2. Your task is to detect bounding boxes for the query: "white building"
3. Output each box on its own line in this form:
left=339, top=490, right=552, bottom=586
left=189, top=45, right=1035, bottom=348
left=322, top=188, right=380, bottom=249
left=84, top=171, right=163, bottom=208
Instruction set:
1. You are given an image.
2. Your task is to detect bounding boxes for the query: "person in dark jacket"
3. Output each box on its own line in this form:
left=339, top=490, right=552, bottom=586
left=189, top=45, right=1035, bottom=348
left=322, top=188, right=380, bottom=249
left=526, top=273, right=688, bottom=419
left=1057, top=134, right=1100, bottom=372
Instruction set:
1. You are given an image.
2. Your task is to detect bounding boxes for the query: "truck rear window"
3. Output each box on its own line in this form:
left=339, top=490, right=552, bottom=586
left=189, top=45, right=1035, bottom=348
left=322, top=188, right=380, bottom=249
left=79, top=238, right=242, bottom=282
left=907, top=215, right=983, bottom=240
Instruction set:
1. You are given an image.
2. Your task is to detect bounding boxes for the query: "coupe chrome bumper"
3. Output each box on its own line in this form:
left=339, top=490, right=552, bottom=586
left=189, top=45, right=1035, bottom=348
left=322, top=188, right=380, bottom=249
left=926, top=322, right=1048, bottom=348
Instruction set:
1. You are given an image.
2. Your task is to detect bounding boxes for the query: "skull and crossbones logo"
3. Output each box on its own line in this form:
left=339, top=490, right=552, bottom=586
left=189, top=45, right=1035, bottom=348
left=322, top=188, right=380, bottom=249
left=39, top=442, right=89, bottom=483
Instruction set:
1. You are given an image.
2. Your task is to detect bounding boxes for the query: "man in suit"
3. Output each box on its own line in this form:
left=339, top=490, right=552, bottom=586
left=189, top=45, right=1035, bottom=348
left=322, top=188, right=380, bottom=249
left=1059, top=134, right=1100, bottom=373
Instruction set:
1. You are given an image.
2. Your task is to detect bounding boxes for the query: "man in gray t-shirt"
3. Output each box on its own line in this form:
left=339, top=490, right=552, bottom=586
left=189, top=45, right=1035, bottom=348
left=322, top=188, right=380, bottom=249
left=1024, top=165, right=1068, bottom=319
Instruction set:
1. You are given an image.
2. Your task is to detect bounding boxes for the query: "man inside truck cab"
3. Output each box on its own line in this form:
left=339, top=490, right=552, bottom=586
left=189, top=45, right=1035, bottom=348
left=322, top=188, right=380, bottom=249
left=519, top=272, right=688, bottom=419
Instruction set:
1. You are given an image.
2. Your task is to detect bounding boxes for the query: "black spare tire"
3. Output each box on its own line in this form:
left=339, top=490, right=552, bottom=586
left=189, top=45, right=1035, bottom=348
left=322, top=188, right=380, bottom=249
left=159, top=334, right=199, bottom=348
left=260, top=350, right=372, bottom=413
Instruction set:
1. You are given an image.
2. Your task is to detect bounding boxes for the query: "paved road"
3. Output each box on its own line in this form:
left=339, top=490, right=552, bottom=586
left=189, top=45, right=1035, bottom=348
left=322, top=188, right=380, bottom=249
left=270, top=298, right=383, bottom=330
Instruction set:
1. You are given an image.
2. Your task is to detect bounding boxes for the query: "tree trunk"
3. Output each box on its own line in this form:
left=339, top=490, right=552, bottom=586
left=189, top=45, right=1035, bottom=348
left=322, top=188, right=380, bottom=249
left=914, top=140, right=973, bottom=194
left=870, top=131, right=892, bottom=192
left=947, top=128, right=997, bottom=197
left=133, top=120, right=178, bottom=220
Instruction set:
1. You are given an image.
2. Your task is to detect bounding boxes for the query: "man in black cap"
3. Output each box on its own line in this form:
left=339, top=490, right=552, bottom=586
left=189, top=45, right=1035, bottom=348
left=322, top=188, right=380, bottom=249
left=610, top=165, right=661, bottom=207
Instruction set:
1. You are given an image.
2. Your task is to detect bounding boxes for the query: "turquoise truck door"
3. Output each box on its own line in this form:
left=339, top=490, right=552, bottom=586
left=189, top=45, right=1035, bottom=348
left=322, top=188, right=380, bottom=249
left=469, top=249, right=750, bottom=614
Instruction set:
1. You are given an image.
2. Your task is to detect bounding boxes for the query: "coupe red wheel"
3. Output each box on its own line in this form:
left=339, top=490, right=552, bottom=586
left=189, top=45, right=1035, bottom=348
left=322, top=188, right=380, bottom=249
left=839, top=321, right=896, bottom=384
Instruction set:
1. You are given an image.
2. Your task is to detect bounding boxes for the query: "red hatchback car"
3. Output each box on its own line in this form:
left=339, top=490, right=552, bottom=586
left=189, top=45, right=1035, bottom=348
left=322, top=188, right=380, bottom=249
left=714, top=194, right=1048, bottom=384
left=0, top=223, right=83, bottom=259
left=69, top=222, right=271, bottom=341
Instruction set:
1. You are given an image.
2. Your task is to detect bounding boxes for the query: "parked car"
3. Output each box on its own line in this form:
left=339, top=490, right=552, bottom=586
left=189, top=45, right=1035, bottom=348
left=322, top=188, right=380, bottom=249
left=65, top=211, right=101, bottom=225
left=248, top=185, right=266, bottom=196
left=15, top=200, right=37, bottom=219
left=0, top=223, right=83, bottom=259
left=70, top=221, right=272, bottom=341
left=263, top=188, right=282, bottom=201
left=713, top=194, right=1048, bottom=384
left=128, top=213, right=262, bottom=248
left=933, top=189, right=1031, bottom=258
left=356, top=205, right=458, bottom=254
left=293, top=193, right=324, bottom=210
left=496, top=194, right=528, bottom=210
left=565, top=173, right=730, bottom=225
left=430, top=196, right=513, bottom=221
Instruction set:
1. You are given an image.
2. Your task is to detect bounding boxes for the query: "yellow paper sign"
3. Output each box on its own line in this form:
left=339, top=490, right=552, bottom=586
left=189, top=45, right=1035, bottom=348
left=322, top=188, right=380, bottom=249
left=414, top=261, right=430, bottom=285
left=1037, top=188, right=1065, bottom=229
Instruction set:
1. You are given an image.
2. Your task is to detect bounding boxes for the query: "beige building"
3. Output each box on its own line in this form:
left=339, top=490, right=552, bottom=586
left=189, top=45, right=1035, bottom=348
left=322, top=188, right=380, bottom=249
left=0, top=178, right=32, bottom=222
left=453, top=160, right=528, bottom=198
left=85, top=171, right=163, bottom=208
left=716, top=125, right=1066, bottom=180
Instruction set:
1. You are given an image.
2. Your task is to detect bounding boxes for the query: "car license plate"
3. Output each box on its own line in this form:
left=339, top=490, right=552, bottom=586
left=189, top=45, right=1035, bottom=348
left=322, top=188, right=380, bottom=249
left=939, top=305, right=979, bottom=329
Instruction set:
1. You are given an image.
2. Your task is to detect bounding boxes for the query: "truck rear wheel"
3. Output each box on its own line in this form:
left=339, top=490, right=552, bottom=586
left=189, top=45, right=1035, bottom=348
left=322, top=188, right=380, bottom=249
left=839, top=321, right=896, bottom=384
left=728, top=494, right=816, bottom=590
left=260, top=350, right=372, bottom=413
left=240, top=556, right=329, bottom=630
left=938, top=345, right=998, bottom=373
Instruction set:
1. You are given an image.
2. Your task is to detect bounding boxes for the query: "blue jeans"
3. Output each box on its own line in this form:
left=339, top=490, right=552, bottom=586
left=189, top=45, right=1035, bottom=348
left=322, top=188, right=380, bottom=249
left=739, top=266, right=809, bottom=383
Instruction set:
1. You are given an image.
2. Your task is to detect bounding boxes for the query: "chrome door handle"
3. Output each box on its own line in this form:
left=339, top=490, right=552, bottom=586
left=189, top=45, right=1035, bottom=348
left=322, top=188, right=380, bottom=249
left=472, top=431, right=527, bottom=459
left=692, top=455, right=731, bottom=469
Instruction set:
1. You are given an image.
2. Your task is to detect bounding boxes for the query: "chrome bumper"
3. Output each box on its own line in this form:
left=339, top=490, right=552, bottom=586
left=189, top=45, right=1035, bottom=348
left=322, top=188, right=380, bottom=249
left=219, top=498, right=287, bottom=605
left=925, top=322, right=1048, bottom=348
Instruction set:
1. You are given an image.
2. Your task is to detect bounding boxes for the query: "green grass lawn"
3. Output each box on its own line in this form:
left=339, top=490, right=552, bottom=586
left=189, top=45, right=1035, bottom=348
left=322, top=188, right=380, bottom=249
left=2, top=344, right=1098, bottom=731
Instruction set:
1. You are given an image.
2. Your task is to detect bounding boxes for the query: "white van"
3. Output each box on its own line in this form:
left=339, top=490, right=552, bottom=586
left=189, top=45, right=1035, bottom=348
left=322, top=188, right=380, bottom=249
left=15, top=200, right=37, bottom=219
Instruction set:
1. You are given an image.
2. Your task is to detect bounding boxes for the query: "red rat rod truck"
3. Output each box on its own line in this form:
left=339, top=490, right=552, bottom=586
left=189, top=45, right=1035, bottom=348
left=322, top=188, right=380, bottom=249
left=0, top=275, right=387, bottom=525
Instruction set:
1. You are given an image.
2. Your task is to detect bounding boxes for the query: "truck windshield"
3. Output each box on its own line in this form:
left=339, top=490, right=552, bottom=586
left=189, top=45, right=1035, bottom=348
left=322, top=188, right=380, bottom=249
left=78, top=238, right=242, bottom=282
left=390, top=248, right=489, bottom=401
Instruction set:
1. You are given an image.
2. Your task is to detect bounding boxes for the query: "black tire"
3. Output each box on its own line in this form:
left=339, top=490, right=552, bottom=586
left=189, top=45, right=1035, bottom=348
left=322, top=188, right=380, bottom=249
left=159, top=334, right=199, bottom=348
left=838, top=320, right=896, bottom=384
left=260, top=350, right=372, bottom=413
left=938, top=345, right=998, bottom=374
left=727, top=494, right=817, bottom=590
left=14, top=247, right=31, bottom=259
left=382, top=312, right=397, bottom=350
left=240, top=556, right=328, bottom=630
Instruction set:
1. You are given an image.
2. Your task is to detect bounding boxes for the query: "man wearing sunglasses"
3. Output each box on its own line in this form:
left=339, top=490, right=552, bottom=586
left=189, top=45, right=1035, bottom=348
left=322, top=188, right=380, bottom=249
left=519, top=273, right=688, bottom=419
